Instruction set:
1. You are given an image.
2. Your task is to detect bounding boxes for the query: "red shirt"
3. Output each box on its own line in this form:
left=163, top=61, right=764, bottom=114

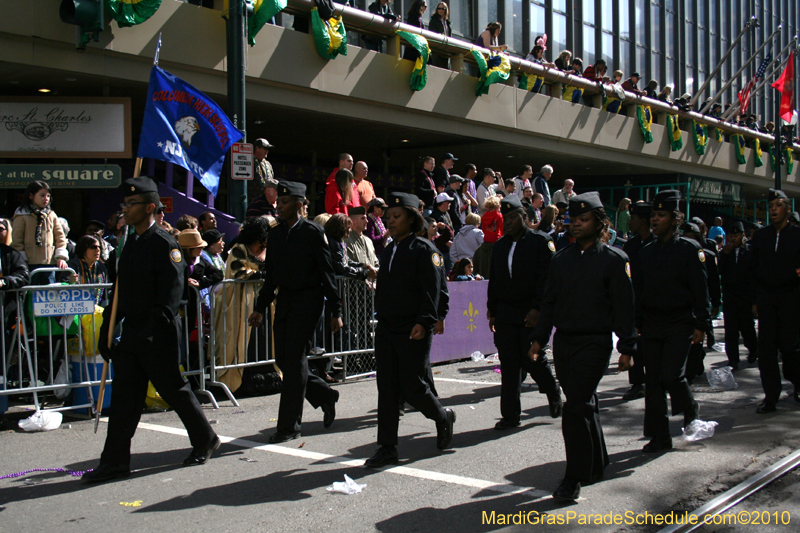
left=324, top=169, right=360, bottom=215
left=481, top=210, right=504, bottom=243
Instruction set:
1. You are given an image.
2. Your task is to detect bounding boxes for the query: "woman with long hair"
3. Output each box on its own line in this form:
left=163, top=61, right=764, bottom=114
left=11, top=180, right=68, bottom=284
left=402, top=0, right=427, bottom=62
left=0, top=218, right=13, bottom=247
left=554, top=50, right=572, bottom=71
left=325, top=168, right=360, bottom=215
left=64, top=235, right=109, bottom=305
left=428, top=2, right=451, bottom=69
left=475, top=22, right=508, bottom=52
left=538, top=205, right=559, bottom=235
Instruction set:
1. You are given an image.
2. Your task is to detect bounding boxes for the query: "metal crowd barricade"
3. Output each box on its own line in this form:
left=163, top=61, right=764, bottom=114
left=180, top=285, right=218, bottom=408
left=205, top=276, right=377, bottom=406
left=0, top=267, right=112, bottom=416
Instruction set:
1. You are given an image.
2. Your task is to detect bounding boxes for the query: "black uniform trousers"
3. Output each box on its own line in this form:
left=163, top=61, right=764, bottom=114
left=273, top=288, right=337, bottom=434
left=376, top=325, right=447, bottom=447
left=628, top=338, right=646, bottom=387
left=723, top=296, right=758, bottom=366
left=494, top=322, right=559, bottom=423
left=756, top=292, right=800, bottom=404
left=552, top=332, right=610, bottom=483
left=101, top=317, right=216, bottom=467
left=642, top=319, right=695, bottom=440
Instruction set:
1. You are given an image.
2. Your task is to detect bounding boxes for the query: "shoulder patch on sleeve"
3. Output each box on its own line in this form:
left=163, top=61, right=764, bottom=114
left=625, top=262, right=631, bottom=278
left=171, top=248, right=182, bottom=263
left=698, top=250, right=706, bottom=263
left=324, top=234, right=329, bottom=245
left=548, top=241, right=556, bottom=252
left=432, top=252, right=443, bottom=267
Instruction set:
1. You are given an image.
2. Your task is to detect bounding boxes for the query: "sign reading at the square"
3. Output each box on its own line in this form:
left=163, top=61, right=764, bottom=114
left=230, top=143, right=254, bottom=180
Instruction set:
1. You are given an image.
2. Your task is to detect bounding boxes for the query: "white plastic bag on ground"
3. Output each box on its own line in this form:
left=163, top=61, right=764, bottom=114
left=683, top=419, right=719, bottom=442
left=18, top=411, right=63, bottom=431
left=470, top=351, right=484, bottom=362
left=706, top=366, right=737, bottom=391
left=327, top=474, right=366, bottom=495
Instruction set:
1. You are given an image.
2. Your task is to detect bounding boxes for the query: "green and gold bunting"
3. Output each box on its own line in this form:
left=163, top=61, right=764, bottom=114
left=518, top=73, right=545, bottom=94
left=636, top=105, right=653, bottom=144
left=770, top=145, right=777, bottom=170
left=248, top=0, right=287, bottom=46
left=753, top=138, right=763, bottom=167
left=691, top=120, right=708, bottom=155
left=666, top=114, right=682, bottom=151
left=471, top=50, right=511, bottom=97
left=787, top=148, right=795, bottom=174
left=106, top=0, right=162, bottom=28
left=602, top=96, right=622, bottom=114
left=397, top=31, right=430, bottom=91
left=733, top=134, right=747, bottom=164
left=713, top=127, right=723, bottom=142
left=311, top=7, right=347, bottom=60
left=562, top=85, right=583, bottom=103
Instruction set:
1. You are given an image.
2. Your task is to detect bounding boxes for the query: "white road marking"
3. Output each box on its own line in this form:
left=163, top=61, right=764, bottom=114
left=434, top=377, right=499, bottom=386
left=133, top=421, right=548, bottom=499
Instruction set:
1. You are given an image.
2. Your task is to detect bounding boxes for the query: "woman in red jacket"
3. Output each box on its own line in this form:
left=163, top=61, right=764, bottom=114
left=325, top=169, right=360, bottom=215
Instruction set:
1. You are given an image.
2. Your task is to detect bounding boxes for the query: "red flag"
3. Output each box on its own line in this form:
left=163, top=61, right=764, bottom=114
left=771, top=51, right=796, bottom=123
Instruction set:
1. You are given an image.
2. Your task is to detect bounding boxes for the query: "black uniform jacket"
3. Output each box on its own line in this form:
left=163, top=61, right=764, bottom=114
left=634, top=234, right=710, bottom=331
left=622, top=233, right=654, bottom=286
left=718, top=243, right=754, bottom=301
left=376, top=234, right=445, bottom=334
left=254, top=217, right=341, bottom=318
left=0, top=243, right=30, bottom=290
left=487, top=228, right=554, bottom=325
left=531, top=241, right=637, bottom=355
left=748, top=223, right=800, bottom=301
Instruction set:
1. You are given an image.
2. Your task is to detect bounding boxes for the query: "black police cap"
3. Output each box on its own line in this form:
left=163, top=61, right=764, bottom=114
left=568, top=191, right=604, bottom=218
left=652, top=189, right=681, bottom=211
left=203, top=229, right=225, bottom=245
left=681, top=222, right=700, bottom=234
left=277, top=180, right=306, bottom=199
left=630, top=202, right=652, bottom=218
left=349, top=206, right=366, bottom=216
left=729, top=221, right=745, bottom=234
left=500, top=194, right=523, bottom=216
left=387, top=192, right=419, bottom=209
left=123, top=176, right=158, bottom=196
left=769, top=188, right=788, bottom=202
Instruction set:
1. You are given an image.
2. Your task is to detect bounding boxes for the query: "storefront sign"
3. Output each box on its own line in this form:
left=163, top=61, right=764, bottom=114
left=0, top=97, right=131, bottom=158
left=689, top=177, right=742, bottom=203
left=0, top=165, right=121, bottom=188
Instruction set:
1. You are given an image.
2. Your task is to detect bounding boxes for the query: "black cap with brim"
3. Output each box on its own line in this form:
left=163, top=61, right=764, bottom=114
left=630, top=202, right=652, bottom=218
left=568, top=191, right=604, bottom=218
left=85, top=219, right=105, bottom=230
left=277, top=180, right=306, bottom=199
left=729, top=221, right=745, bottom=233
left=443, top=153, right=458, bottom=161
left=769, top=188, right=788, bottom=202
left=123, top=176, right=158, bottom=197
left=449, top=174, right=465, bottom=184
left=500, top=195, right=523, bottom=216
left=681, top=222, right=700, bottom=234
left=555, top=201, right=568, bottom=209
left=203, top=229, right=225, bottom=245
left=349, top=206, right=367, bottom=216
left=653, top=190, right=681, bottom=211
left=387, top=192, right=419, bottom=209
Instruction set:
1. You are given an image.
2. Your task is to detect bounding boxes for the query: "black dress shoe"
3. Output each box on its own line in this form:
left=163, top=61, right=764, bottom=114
left=747, top=353, right=758, bottom=364
left=622, top=384, right=645, bottom=401
left=552, top=478, right=581, bottom=502
left=684, top=400, right=700, bottom=427
left=269, top=431, right=301, bottom=444
left=642, top=438, right=673, bottom=453
left=494, top=419, right=521, bottom=430
left=793, top=392, right=800, bottom=403
left=548, top=395, right=563, bottom=419
left=81, top=464, right=131, bottom=483
left=364, top=446, right=399, bottom=468
left=729, top=362, right=740, bottom=372
left=322, top=389, right=340, bottom=428
left=183, top=435, right=221, bottom=466
left=436, top=408, right=456, bottom=450
left=756, top=401, right=777, bottom=414
left=588, top=470, right=605, bottom=485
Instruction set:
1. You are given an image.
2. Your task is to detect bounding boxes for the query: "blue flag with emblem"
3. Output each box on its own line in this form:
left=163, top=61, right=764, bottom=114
left=137, top=66, right=243, bottom=196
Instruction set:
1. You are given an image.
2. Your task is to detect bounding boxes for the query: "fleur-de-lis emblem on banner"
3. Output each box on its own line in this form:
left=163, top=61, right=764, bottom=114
left=463, top=302, right=479, bottom=332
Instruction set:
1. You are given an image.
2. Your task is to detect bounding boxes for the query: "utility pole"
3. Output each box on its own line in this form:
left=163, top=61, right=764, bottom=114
left=773, top=30, right=782, bottom=190
left=226, top=0, right=247, bottom=222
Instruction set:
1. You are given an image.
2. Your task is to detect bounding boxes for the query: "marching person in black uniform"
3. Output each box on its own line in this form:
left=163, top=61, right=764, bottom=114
left=249, top=181, right=342, bottom=443
left=634, top=190, right=709, bottom=453
left=528, top=192, right=637, bottom=502
left=83, top=177, right=219, bottom=483
left=718, top=221, right=758, bottom=369
left=749, top=189, right=800, bottom=413
left=487, top=195, right=562, bottom=430
left=620, top=202, right=654, bottom=401
left=365, top=192, right=455, bottom=468
left=680, top=222, right=721, bottom=382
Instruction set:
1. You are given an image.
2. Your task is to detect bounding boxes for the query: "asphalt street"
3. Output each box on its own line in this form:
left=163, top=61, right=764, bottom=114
left=1, top=332, right=800, bottom=533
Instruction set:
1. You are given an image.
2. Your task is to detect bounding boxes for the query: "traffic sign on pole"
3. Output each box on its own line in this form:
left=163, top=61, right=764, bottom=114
left=230, top=142, right=253, bottom=180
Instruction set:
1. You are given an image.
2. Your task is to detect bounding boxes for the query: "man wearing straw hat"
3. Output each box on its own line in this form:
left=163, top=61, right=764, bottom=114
left=83, top=177, right=220, bottom=483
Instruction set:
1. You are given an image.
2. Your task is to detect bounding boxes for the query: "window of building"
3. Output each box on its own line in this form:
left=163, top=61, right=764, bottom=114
left=505, top=0, right=523, bottom=53
left=637, top=45, right=647, bottom=74
left=553, top=10, right=568, bottom=55
left=602, top=32, right=614, bottom=67
left=619, top=40, right=631, bottom=75
left=620, top=0, right=631, bottom=40
left=666, top=11, right=676, bottom=58
left=479, top=0, right=498, bottom=33
left=449, top=0, right=475, bottom=39
left=635, top=0, right=646, bottom=45
left=601, top=1, right=613, bottom=31
left=666, top=57, right=676, bottom=87
left=651, top=2, right=661, bottom=53
left=583, top=25, right=596, bottom=66
left=583, top=0, right=595, bottom=23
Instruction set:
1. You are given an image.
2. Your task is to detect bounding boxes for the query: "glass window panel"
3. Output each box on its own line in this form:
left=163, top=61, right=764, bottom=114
left=602, top=32, right=614, bottom=67
left=601, top=3, right=613, bottom=31
left=479, top=0, right=498, bottom=32
left=553, top=12, right=568, bottom=54
left=710, top=35, right=719, bottom=68
left=619, top=40, right=631, bottom=75
left=710, top=0, right=718, bottom=31
left=636, top=45, right=647, bottom=75
left=530, top=3, right=546, bottom=41
left=449, top=0, right=474, bottom=39
left=620, top=0, right=630, bottom=40
left=583, top=0, right=595, bottom=24
left=506, top=0, right=523, bottom=53
left=686, top=22, right=694, bottom=66
left=651, top=51, right=663, bottom=86
left=685, top=64, right=695, bottom=93
left=583, top=25, right=596, bottom=66
left=651, top=3, right=661, bottom=52
left=722, top=7, right=730, bottom=40
left=635, top=0, right=646, bottom=45
left=553, top=0, right=566, bottom=12
left=666, top=0, right=676, bottom=10
left=699, top=30, right=708, bottom=71
left=666, top=57, right=676, bottom=87
left=666, top=12, right=675, bottom=57
left=698, top=1, right=706, bottom=27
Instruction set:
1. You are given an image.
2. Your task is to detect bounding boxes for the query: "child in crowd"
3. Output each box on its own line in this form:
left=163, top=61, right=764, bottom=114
left=451, top=258, right=482, bottom=281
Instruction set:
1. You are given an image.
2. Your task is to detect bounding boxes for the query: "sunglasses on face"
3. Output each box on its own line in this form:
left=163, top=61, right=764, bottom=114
left=87, top=244, right=100, bottom=250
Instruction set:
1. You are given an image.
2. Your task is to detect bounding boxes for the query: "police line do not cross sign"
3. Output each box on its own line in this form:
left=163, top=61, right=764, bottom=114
left=33, top=288, right=95, bottom=317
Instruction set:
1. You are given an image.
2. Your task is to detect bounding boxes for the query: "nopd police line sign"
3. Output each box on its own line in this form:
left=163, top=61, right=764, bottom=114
left=33, top=288, right=95, bottom=317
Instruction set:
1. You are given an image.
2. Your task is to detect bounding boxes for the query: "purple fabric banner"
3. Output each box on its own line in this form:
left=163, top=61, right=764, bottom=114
left=430, top=280, right=497, bottom=364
